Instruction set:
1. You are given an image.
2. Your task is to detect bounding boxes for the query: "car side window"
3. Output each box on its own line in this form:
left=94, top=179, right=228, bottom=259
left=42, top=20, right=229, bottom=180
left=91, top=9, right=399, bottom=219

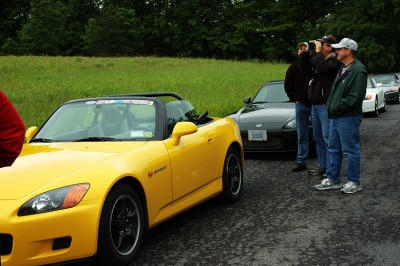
left=166, top=101, right=186, bottom=134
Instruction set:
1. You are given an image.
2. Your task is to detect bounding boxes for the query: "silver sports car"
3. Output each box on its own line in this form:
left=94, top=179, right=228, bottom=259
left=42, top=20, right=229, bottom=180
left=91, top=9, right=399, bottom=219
left=370, top=74, right=400, bottom=104
left=229, top=80, right=313, bottom=152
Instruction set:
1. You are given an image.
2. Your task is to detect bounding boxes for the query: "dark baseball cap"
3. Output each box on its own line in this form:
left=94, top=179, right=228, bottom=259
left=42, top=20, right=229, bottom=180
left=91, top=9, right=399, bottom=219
left=317, top=35, right=337, bottom=44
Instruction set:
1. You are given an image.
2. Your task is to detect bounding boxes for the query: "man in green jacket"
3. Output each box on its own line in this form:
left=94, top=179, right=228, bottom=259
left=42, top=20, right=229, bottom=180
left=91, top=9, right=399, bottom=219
left=315, top=38, right=367, bottom=194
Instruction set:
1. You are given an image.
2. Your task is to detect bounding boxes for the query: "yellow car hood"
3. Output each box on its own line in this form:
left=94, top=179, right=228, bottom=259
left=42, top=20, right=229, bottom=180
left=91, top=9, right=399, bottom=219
left=0, top=142, right=147, bottom=200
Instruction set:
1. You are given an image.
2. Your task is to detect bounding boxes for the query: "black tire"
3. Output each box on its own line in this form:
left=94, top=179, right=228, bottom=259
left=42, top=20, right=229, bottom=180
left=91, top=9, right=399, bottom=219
left=382, top=100, right=387, bottom=112
left=220, top=146, right=243, bottom=203
left=96, top=184, right=144, bottom=266
left=373, top=98, right=379, bottom=117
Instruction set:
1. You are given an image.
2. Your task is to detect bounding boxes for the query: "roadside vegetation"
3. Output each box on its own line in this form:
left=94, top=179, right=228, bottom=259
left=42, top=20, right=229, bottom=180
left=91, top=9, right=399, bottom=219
left=0, top=56, right=287, bottom=127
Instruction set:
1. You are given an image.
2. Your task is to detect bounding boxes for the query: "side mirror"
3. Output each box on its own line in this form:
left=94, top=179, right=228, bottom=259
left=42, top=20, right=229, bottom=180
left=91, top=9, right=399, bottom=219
left=243, top=96, right=251, bottom=104
left=25, top=126, right=38, bottom=143
left=171, top=122, right=198, bottom=146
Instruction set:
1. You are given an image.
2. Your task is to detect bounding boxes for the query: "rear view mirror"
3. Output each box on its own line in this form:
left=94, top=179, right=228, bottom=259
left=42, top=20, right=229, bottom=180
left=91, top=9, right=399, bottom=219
left=171, top=122, right=198, bottom=146
left=243, top=96, right=251, bottom=104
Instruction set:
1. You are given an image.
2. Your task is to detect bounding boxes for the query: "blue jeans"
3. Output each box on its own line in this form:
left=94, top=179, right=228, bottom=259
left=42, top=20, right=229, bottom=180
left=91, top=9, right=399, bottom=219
left=327, top=116, right=363, bottom=184
left=311, top=105, right=330, bottom=170
left=295, top=103, right=311, bottom=165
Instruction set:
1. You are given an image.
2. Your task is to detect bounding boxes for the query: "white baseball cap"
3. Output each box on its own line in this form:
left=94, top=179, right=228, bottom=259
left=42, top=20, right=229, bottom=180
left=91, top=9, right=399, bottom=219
left=332, top=38, right=358, bottom=51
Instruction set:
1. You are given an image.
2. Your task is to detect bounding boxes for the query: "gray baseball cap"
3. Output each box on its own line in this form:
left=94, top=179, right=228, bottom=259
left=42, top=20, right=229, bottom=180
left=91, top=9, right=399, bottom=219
left=332, top=38, right=358, bottom=51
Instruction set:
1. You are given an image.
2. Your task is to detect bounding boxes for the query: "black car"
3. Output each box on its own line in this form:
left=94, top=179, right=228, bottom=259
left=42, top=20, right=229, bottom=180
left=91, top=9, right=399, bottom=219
left=229, top=80, right=313, bottom=152
left=370, top=74, right=400, bottom=104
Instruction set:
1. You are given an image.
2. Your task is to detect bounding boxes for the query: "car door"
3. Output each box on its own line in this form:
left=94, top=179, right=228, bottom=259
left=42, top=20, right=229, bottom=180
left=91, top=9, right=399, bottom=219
left=372, top=78, right=384, bottom=108
left=164, top=122, right=219, bottom=201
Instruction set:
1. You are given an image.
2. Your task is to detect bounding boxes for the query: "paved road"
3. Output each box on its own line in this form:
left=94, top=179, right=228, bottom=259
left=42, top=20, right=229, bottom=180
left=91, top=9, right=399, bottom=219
left=128, top=103, right=400, bottom=265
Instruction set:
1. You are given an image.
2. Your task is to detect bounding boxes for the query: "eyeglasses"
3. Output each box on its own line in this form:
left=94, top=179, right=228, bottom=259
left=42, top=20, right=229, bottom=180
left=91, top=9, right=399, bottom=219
left=298, top=47, right=307, bottom=51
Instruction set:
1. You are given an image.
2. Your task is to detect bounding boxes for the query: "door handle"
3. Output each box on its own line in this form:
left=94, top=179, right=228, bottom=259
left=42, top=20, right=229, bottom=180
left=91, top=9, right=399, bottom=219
left=207, top=132, right=216, bottom=143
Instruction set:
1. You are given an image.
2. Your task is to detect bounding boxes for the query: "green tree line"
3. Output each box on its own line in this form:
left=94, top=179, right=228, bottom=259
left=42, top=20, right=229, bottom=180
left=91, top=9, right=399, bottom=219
left=1, top=0, right=399, bottom=73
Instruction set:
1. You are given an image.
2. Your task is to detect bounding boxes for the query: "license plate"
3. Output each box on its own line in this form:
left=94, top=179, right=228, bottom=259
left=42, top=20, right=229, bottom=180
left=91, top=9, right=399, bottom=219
left=248, top=130, right=267, bottom=141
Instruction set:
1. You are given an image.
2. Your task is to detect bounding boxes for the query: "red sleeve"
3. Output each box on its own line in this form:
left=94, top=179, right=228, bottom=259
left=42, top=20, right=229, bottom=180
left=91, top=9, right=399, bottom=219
left=0, top=90, right=25, bottom=167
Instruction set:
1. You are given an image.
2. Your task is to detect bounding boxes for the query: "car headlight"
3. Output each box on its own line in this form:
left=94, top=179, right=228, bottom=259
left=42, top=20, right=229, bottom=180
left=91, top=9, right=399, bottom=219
left=18, top=184, right=90, bottom=216
left=364, top=94, right=373, bottom=100
left=283, top=119, right=296, bottom=130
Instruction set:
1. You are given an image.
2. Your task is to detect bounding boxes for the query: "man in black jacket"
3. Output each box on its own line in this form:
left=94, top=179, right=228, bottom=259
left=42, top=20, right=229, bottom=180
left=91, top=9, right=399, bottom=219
left=308, top=35, right=342, bottom=177
left=284, top=42, right=312, bottom=172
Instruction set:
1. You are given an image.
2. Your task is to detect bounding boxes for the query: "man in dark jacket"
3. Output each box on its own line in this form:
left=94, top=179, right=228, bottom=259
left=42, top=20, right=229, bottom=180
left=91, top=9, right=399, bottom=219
left=308, top=35, right=342, bottom=177
left=0, top=90, right=25, bottom=167
left=284, top=42, right=312, bottom=172
left=315, top=38, right=367, bottom=194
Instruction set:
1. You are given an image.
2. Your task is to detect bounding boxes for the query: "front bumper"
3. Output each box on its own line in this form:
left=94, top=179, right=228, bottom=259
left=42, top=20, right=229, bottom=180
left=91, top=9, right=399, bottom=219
left=241, top=129, right=297, bottom=152
left=0, top=198, right=101, bottom=266
left=384, top=91, right=399, bottom=103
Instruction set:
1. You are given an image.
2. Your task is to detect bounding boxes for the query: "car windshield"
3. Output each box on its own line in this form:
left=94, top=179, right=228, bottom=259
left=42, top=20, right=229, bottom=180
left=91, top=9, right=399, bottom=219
left=253, top=83, right=289, bottom=103
left=32, top=99, right=157, bottom=142
left=372, top=75, right=396, bottom=84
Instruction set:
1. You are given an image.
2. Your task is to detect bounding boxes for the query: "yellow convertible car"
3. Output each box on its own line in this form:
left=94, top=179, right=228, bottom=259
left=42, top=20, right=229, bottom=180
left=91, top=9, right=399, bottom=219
left=0, top=93, right=243, bottom=266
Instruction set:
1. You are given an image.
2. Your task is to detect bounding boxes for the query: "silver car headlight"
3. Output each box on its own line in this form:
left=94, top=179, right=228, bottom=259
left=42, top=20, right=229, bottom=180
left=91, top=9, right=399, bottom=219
left=18, top=184, right=90, bottom=216
left=283, top=119, right=296, bottom=130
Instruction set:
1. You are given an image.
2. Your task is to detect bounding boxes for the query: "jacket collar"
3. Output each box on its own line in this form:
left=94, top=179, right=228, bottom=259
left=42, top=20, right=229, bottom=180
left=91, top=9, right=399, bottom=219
left=335, top=58, right=358, bottom=84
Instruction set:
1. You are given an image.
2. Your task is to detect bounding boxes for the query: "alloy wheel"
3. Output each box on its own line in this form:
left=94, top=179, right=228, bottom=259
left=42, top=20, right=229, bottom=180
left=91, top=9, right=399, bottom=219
left=226, top=153, right=242, bottom=196
left=109, top=195, right=141, bottom=256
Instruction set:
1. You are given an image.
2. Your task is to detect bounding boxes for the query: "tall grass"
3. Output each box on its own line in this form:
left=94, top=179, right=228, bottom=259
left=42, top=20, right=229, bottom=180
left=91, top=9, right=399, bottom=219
left=0, top=56, right=288, bottom=127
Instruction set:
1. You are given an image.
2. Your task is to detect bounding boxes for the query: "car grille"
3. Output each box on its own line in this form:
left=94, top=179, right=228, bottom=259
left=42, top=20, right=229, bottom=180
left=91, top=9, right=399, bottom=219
left=0, top=234, right=13, bottom=255
left=384, top=92, right=399, bottom=101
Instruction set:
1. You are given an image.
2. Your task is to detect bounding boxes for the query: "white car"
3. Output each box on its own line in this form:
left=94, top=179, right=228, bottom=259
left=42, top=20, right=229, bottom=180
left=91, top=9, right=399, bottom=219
left=363, top=77, right=386, bottom=116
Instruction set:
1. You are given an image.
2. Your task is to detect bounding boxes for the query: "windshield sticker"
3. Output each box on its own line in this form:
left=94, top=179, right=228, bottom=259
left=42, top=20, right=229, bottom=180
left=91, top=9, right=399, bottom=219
left=95, top=100, right=114, bottom=105
left=124, top=100, right=154, bottom=105
left=87, top=100, right=154, bottom=105
left=131, top=131, right=144, bottom=137
left=131, top=131, right=153, bottom=138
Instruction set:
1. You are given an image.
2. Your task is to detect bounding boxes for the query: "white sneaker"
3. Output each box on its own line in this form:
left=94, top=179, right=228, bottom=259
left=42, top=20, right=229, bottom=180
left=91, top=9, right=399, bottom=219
left=314, top=178, right=342, bottom=190
left=340, top=181, right=362, bottom=194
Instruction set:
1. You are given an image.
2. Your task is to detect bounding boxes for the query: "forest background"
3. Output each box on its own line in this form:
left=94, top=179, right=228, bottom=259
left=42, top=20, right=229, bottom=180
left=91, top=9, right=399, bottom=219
left=1, top=0, right=400, bottom=74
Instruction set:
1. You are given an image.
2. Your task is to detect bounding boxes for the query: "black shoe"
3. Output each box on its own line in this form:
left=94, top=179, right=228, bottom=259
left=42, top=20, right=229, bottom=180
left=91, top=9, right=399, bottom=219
left=291, top=163, right=307, bottom=172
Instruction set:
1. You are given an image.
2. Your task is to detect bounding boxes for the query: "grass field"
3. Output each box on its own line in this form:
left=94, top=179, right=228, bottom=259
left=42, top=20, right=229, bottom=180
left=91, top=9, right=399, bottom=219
left=0, top=56, right=288, bottom=128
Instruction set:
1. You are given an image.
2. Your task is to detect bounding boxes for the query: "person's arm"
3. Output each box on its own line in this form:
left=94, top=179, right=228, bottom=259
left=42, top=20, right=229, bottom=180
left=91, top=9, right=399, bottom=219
left=297, top=51, right=312, bottom=76
left=284, top=65, right=296, bottom=102
left=0, top=91, right=25, bottom=167
left=312, top=53, right=341, bottom=75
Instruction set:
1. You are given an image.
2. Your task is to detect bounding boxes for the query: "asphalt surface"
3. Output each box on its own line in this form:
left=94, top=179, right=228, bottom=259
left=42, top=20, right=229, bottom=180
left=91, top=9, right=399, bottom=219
left=129, top=103, right=400, bottom=265
left=74, top=104, right=400, bottom=265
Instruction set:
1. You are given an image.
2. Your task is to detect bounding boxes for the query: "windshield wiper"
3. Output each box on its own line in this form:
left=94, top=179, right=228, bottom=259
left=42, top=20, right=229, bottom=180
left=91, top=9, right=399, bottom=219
left=73, top=137, right=122, bottom=142
left=252, top=101, right=269, bottom=104
left=30, top=138, right=55, bottom=143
